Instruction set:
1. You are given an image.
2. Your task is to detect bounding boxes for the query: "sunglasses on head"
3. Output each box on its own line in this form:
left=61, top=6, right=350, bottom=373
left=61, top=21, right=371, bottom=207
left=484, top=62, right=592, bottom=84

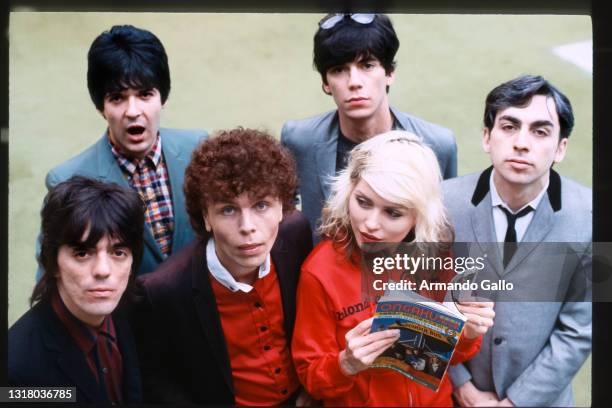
left=318, top=13, right=377, bottom=30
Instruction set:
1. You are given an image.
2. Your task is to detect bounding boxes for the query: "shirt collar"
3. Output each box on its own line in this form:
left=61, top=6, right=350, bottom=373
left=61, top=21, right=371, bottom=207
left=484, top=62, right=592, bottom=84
left=489, top=169, right=548, bottom=213
left=109, top=131, right=162, bottom=174
left=51, top=290, right=116, bottom=353
left=206, top=237, right=271, bottom=293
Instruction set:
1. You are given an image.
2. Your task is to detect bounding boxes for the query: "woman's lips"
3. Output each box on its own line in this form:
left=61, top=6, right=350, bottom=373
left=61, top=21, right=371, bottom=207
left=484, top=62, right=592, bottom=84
left=359, top=231, right=382, bottom=243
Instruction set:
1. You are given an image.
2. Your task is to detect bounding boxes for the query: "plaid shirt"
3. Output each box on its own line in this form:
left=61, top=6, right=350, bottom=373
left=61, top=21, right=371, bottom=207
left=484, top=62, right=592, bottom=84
left=111, top=135, right=174, bottom=256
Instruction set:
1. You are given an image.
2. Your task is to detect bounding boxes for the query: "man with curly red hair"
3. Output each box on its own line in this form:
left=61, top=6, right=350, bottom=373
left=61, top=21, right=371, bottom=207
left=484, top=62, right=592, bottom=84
left=130, top=128, right=313, bottom=405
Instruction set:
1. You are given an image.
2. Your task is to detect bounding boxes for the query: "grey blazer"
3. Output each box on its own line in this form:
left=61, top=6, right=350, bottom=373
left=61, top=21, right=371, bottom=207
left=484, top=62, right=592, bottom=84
left=443, top=167, right=592, bottom=407
left=281, top=107, right=457, bottom=239
left=42, top=127, right=207, bottom=276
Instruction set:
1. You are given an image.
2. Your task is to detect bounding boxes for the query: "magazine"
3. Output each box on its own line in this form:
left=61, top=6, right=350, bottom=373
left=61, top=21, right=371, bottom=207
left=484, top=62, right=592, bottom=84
left=369, top=290, right=466, bottom=391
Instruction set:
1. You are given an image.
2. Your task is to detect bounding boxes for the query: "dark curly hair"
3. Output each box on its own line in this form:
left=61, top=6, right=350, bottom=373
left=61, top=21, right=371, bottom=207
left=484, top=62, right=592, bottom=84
left=184, top=128, right=298, bottom=239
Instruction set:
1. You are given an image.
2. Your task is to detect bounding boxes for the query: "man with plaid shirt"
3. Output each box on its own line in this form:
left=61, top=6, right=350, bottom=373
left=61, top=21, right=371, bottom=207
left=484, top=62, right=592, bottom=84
left=39, top=25, right=206, bottom=277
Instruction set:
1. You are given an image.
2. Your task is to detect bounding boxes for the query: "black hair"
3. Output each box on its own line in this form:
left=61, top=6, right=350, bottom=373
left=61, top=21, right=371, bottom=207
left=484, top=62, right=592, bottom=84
left=31, top=176, right=145, bottom=306
left=313, top=14, right=399, bottom=85
left=484, top=74, right=574, bottom=139
left=87, top=24, right=171, bottom=111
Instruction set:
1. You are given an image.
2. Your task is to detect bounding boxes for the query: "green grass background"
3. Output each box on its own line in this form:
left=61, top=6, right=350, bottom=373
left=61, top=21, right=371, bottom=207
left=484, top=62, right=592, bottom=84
left=8, top=13, right=592, bottom=405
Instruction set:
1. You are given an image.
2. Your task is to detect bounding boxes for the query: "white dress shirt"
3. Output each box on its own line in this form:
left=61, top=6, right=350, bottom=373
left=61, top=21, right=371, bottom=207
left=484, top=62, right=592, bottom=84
left=490, top=169, right=548, bottom=243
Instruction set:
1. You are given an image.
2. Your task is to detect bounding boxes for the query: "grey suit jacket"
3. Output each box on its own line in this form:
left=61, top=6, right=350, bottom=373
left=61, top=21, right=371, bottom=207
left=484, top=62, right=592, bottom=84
left=42, top=127, right=207, bottom=276
left=281, top=107, right=457, bottom=240
left=443, top=167, right=592, bottom=407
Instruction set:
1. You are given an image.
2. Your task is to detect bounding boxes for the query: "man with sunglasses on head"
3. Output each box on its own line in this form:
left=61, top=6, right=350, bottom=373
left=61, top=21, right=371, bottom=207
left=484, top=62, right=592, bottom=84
left=38, top=25, right=207, bottom=278
left=282, top=13, right=457, bottom=240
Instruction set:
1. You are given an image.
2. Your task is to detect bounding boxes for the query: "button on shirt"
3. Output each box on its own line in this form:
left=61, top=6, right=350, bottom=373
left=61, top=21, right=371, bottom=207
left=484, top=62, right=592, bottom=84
left=206, top=238, right=299, bottom=405
left=111, top=134, right=174, bottom=256
left=490, top=169, right=548, bottom=243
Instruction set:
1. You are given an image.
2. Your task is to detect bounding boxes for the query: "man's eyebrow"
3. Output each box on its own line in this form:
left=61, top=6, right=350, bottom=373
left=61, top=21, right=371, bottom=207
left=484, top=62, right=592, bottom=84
left=110, top=240, right=129, bottom=248
left=212, top=199, right=238, bottom=206
left=497, top=115, right=522, bottom=126
left=530, top=120, right=554, bottom=129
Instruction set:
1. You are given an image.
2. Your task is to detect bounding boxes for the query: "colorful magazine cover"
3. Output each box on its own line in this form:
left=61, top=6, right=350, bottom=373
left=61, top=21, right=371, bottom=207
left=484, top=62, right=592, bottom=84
left=369, top=292, right=466, bottom=391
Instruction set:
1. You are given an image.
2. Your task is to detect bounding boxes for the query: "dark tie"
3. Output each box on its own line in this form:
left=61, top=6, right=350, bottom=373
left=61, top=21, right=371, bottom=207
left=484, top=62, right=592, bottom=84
left=498, top=205, right=533, bottom=267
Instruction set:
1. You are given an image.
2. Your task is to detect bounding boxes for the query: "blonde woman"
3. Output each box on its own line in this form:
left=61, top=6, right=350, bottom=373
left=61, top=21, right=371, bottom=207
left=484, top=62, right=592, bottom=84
left=291, top=131, right=494, bottom=406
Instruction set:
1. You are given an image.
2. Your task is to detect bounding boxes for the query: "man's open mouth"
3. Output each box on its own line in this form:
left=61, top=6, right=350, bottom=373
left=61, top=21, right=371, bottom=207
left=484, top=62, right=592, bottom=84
left=127, top=126, right=146, bottom=135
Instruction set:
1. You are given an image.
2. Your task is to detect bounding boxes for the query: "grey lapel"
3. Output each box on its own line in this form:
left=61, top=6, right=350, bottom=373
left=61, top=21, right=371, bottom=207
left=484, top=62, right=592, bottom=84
left=390, top=106, right=408, bottom=131
left=160, top=130, right=190, bottom=254
left=469, top=167, right=503, bottom=276
left=314, top=116, right=340, bottom=201
left=94, top=134, right=130, bottom=187
left=470, top=195, right=504, bottom=277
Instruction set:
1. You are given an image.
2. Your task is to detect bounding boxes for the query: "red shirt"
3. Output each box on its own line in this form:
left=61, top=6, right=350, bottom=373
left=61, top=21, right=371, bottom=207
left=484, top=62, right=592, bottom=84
left=210, top=262, right=299, bottom=405
left=292, top=240, right=481, bottom=407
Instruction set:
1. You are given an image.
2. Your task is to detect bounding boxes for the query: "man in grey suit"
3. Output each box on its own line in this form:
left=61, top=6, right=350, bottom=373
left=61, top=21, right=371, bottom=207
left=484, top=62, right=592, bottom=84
left=444, top=75, right=591, bottom=406
left=40, top=25, right=207, bottom=277
left=281, top=14, right=457, bottom=238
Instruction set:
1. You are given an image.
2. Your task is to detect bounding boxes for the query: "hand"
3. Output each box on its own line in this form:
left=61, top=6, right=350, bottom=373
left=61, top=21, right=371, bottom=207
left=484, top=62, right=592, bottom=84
left=497, top=398, right=514, bottom=406
left=338, top=317, right=400, bottom=376
left=457, top=301, right=495, bottom=339
left=453, top=380, right=500, bottom=407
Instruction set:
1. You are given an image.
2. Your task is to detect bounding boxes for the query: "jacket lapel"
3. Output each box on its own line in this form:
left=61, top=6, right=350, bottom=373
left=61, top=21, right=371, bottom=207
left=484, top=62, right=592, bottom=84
left=470, top=167, right=503, bottom=276
left=390, top=106, right=408, bottom=130
left=115, top=317, right=142, bottom=403
left=270, top=234, right=294, bottom=341
left=161, top=130, right=190, bottom=254
left=191, top=241, right=234, bottom=395
left=94, top=133, right=130, bottom=187
left=41, top=304, right=101, bottom=402
left=314, top=114, right=341, bottom=201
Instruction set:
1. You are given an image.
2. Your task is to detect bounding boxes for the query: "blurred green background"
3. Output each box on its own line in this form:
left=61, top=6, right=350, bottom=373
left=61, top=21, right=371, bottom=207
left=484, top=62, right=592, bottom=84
left=8, top=13, right=592, bottom=405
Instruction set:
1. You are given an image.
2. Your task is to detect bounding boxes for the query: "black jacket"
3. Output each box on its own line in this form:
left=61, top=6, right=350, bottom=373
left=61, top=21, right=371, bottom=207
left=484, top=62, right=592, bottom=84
left=8, top=298, right=142, bottom=403
left=131, top=210, right=312, bottom=405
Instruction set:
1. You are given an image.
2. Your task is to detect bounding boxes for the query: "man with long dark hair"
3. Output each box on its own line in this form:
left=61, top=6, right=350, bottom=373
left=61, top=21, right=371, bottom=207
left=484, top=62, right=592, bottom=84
left=10, top=176, right=145, bottom=404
